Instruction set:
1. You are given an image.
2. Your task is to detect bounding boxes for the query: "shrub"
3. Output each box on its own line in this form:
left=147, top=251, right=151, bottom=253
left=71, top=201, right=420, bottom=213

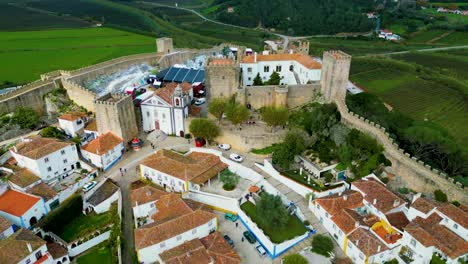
left=283, top=254, right=308, bottom=264
left=431, top=254, right=446, bottom=264
left=256, top=192, right=289, bottom=229
left=11, top=107, right=39, bottom=129
left=303, top=220, right=310, bottom=226
left=220, top=170, right=240, bottom=191
left=398, top=187, right=410, bottom=194
left=311, top=234, right=334, bottom=257
left=384, top=259, right=399, bottom=264
left=41, top=126, right=64, bottom=139
left=381, top=177, right=390, bottom=184
left=434, top=189, right=448, bottom=202
left=452, top=201, right=460, bottom=207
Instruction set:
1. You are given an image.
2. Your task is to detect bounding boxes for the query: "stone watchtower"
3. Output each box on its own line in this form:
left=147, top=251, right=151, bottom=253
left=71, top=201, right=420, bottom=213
left=320, top=50, right=352, bottom=103
left=156, top=37, right=173, bottom=54
left=205, top=58, right=239, bottom=100
left=94, top=93, right=138, bottom=143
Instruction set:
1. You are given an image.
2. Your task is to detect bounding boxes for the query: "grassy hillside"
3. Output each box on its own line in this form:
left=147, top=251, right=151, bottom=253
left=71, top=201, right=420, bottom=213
left=350, top=58, right=468, bottom=146
left=0, top=28, right=155, bottom=85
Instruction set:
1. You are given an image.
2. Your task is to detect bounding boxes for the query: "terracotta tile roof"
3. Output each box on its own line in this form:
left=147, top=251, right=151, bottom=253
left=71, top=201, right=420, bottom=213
left=241, top=53, right=321, bottom=69
left=0, top=229, right=45, bottom=263
left=411, top=197, right=437, bottom=214
left=385, top=211, right=409, bottom=230
left=348, top=228, right=388, bottom=256
left=154, top=82, right=192, bottom=106
left=0, top=189, right=40, bottom=217
left=28, top=182, right=58, bottom=201
left=130, top=185, right=167, bottom=207
left=210, top=58, right=235, bottom=66
left=58, top=111, right=87, bottom=122
left=315, top=190, right=364, bottom=215
left=8, top=168, right=40, bottom=188
left=84, top=120, right=97, bottom=132
left=12, top=137, right=73, bottom=160
left=161, top=239, right=211, bottom=264
left=405, top=213, right=468, bottom=259
left=141, top=150, right=228, bottom=185
left=81, top=132, right=123, bottom=156
left=353, top=180, right=405, bottom=213
left=200, top=232, right=241, bottom=264
left=0, top=216, right=11, bottom=233
left=437, top=203, right=468, bottom=229
left=331, top=209, right=375, bottom=235
left=134, top=195, right=216, bottom=250
left=46, top=242, right=68, bottom=259
left=152, top=194, right=193, bottom=224
left=86, top=179, right=120, bottom=206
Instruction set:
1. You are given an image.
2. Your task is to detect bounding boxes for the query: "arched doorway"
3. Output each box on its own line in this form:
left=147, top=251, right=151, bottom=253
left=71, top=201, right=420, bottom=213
left=29, top=217, right=37, bottom=226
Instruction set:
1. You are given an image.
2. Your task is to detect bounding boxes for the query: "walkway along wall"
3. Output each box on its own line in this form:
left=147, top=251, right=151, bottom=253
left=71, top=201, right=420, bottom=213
left=335, top=97, right=468, bottom=203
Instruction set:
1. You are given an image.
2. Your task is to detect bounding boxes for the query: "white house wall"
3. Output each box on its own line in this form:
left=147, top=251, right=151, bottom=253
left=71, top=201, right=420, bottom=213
left=0, top=225, right=14, bottom=240
left=137, top=218, right=217, bottom=264
left=91, top=190, right=120, bottom=214
left=81, top=142, right=124, bottom=170
left=140, top=165, right=187, bottom=192
left=58, top=118, right=85, bottom=137
left=17, top=244, right=53, bottom=264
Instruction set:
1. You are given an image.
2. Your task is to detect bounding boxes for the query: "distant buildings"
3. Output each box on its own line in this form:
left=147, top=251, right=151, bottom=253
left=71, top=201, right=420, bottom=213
left=10, top=137, right=79, bottom=183
left=377, top=29, right=401, bottom=41
left=240, top=53, right=321, bottom=86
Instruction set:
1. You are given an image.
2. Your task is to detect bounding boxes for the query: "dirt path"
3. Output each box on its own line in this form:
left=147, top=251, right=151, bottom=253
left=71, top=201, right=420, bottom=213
left=427, top=30, right=454, bottom=44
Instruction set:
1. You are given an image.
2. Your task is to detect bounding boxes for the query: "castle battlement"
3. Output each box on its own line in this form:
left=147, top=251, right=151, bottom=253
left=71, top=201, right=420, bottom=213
left=94, top=93, right=130, bottom=105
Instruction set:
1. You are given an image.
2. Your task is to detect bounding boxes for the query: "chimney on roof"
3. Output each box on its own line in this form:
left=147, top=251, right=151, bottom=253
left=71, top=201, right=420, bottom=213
left=13, top=146, right=17, bottom=152
left=393, top=199, right=400, bottom=207
left=254, top=52, right=257, bottom=63
left=356, top=240, right=359, bottom=246
left=146, top=190, right=151, bottom=197
left=27, top=243, right=32, bottom=253
left=355, top=221, right=359, bottom=228
left=373, top=198, right=377, bottom=205
left=343, top=194, right=348, bottom=201
left=377, top=245, right=381, bottom=252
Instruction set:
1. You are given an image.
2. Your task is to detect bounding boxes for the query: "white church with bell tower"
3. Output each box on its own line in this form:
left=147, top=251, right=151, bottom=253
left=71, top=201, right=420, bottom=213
left=141, top=82, right=192, bottom=137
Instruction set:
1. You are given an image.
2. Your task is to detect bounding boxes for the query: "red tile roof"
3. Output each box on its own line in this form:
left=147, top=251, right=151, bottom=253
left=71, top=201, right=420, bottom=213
left=385, top=211, right=409, bottom=230
left=353, top=180, right=405, bottom=213
left=241, top=53, right=321, bottom=69
left=0, top=229, right=45, bottom=263
left=348, top=228, right=388, bottom=256
left=130, top=185, right=167, bottom=207
left=153, top=82, right=192, bottom=106
left=8, top=168, right=40, bottom=188
left=140, top=150, right=228, bottom=185
left=411, top=198, right=437, bottom=214
left=12, top=137, right=73, bottom=160
left=84, top=120, right=97, bottom=132
left=0, top=189, right=41, bottom=217
left=58, top=111, right=87, bottom=122
left=405, top=213, right=468, bottom=259
left=315, top=190, right=364, bottom=215
left=210, top=58, right=235, bottom=66
left=160, top=239, right=211, bottom=264
left=437, top=204, right=468, bottom=229
left=200, top=232, right=241, bottom=264
left=81, top=132, right=123, bottom=156
left=28, top=183, right=58, bottom=201
left=331, top=209, right=377, bottom=235
left=46, top=243, right=68, bottom=259
left=0, top=216, right=11, bottom=233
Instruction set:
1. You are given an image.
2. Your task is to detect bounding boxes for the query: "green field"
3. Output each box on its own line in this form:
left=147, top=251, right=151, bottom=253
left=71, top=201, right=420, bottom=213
left=77, top=246, right=113, bottom=264
left=408, top=29, right=448, bottom=43
left=0, top=27, right=155, bottom=85
left=350, top=60, right=468, bottom=146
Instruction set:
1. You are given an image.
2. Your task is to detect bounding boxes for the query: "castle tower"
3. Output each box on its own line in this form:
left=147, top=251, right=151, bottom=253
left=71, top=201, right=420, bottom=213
left=320, top=50, right=352, bottom=103
left=298, top=41, right=310, bottom=55
left=94, top=93, right=138, bottom=143
left=156, top=37, right=173, bottom=54
left=205, top=58, right=239, bottom=100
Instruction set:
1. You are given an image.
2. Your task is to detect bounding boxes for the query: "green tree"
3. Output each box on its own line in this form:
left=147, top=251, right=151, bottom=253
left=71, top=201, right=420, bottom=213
left=208, top=97, right=228, bottom=123
left=430, top=253, right=446, bottom=264
left=261, top=106, right=289, bottom=130
left=224, top=102, right=250, bottom=126
left=253, top=73, right=263, bottom=86
left=272, top=130, right=306, bottom=169
left=311, top=234, right=334, bottom=257
left=219, top=170, right=240, bottom=190
left=256, top=192, right=289, bottom=229
left=283, top=253, right=308, bottom=264
left=41, top=126, right=64, bottom=139
left=189, top=118, right=220, bottom=144
left=12, top=107, right=39, bottom=129
left=266, top=71, right=281, bottom=85
left=434, top=189, right=448, bottom=202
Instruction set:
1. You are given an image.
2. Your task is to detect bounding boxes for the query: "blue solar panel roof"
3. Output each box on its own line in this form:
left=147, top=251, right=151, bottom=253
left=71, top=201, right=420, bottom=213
left=157, top=66, right=205, bottom=83
left=173, top=68, right=190, bottom=83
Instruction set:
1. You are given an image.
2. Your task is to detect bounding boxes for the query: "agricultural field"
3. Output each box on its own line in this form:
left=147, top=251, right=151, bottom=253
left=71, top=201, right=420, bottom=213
left=350, top=59, right=468, bottom=146
left=0, top=3, right=90, bottom=31
left=0, top=28, right=155, bottom=85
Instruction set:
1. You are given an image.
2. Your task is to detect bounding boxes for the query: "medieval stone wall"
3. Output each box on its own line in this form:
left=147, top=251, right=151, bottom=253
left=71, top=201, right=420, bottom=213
left=61, top=79, right=97, bottom=112
left=0, top=81, right=57, bottom=114
left=286, top=83, right=320, bottom=108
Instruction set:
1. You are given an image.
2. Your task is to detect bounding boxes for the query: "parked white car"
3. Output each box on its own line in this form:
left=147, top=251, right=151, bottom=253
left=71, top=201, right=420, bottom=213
left=82, top=181, right=97, bottom=192
left=194, top=98, right=206, bottom=105
left=255, top=244, right=267, bottom=256
left=229, top=153, right=244, bottom=163
left=218, top=144, right=231, bottom=151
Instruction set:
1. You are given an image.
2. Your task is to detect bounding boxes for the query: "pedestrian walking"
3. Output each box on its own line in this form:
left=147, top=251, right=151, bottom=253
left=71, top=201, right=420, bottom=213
left=119, top=168, right=122, bottom=172
left=235, top=222, right=238, bottom=228
left=241, top=237, right=244, bottom=242
left=124, top=168, right=127, bottom=174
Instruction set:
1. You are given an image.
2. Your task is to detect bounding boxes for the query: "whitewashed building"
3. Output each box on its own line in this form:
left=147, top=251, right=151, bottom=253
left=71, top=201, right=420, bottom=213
left=58, top=112, right=88, bottom=137
left=240, top=53, right=321, bottom=86
left=84, top=179, right=120, bottom=214
left=0, top=189, right=47, bottom=229
left=80, top=132, right=124, bottom=171
left=134, top=194, right=217, bottom=264
left=10, top=137, right=80, bottom=182
left=130, top=184, right=166, bottom=227
left=0, top=216, right=14, bottom=240
left=141, top=82, right=192, bottom=137
left=139, top=149, right=228, bottom=193
left=46, top=242, right=70, bottom=264
left=0, top=229, right=54, bottom=264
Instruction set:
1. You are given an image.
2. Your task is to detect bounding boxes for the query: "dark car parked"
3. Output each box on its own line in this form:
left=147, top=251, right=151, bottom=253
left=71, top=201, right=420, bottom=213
left=243, top=231, right=256, bottom=244
left=223, top=235, right=234, bottom=248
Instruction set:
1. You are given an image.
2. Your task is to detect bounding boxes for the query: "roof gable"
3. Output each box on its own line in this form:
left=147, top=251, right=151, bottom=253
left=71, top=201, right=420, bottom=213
left=0, top=189, right=41, bottom=217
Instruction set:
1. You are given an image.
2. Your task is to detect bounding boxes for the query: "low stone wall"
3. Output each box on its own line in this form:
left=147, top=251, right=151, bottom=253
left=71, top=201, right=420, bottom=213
left=287, top=84, right=320, bottom=108
left=215, top=126, right=285, bottom=152
left=335, top=97, right=467, bottom=203
left=68, top=230, right=111, bottom=257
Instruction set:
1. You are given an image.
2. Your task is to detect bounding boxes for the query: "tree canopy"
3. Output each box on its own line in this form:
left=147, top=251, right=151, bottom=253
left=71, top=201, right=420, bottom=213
left=219, top=170, right=240, bottom=190
left=208, top=97, right=229, bottom=123
left=253, top=73, right=263, bottom=86
left=272, top=130, right=307, bottom=169
left=311, top=234, right=334, bottom=257
left=189, top=118, right=220, bottom=143
left=283, top=254, right=308, bottom=264
left=41, top=126, right=64, bottom=139
left=261, top=106, right=289, bottom=129
left=255, top=192, right=289, bottom=229
left=266, top=71, right=281, bottom=85
left=224, top=102, right=250, bottom=126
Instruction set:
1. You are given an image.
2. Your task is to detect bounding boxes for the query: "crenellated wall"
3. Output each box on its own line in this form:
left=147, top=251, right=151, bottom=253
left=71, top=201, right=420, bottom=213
left=335, top=97, right=467, bottom=203
left=0, top=81, right=57, bottom=114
